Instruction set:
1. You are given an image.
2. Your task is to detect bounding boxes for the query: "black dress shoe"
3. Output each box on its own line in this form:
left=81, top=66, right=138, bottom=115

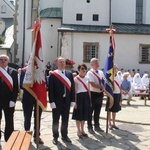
left=62, top=136, right=72, bottom=143
left=52, top=138, right=58, bottom=145
left=95, top=127, right=104, bottom=132
left=82, top=133, right=88, bottom=138
left=34, top=138, right=44, bottom=144
left=88, top=128, right=95, bottom=134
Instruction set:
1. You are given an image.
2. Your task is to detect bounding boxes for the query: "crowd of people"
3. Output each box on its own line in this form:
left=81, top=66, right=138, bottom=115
left=0, top=54, right=149, bottom=146
left=116, top=68, right=150, bottom=105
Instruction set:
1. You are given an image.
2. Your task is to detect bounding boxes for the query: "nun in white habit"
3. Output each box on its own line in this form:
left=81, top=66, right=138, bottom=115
left=132, top=73, right=144, bottom=93
left=117, top=71, right=123, bottom=83
left=141, top=73, right=149, bottom=89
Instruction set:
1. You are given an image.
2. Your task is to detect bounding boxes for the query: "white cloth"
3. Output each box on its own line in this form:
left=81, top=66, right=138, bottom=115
left=9, top=101, right=15, bottom=107
left=117, top=71, right=123, bottom=83
left=50, top=102, right=75, bottom=108
left=87, top=68, right=104, bottom=93
left=54, top=70, right=71, bottom=88
left=50, top=102, right=56, bottom=109
left=0, top=66, right=13, bottom=87
left=141, top=73, right=149, bottom=88
left=133, top=73, right=144, bottom=90
left=133, top=73, right=142, bottom=86
left=70, top=102, right=76, bottom=107
left=74, top=75, right=89, bottom=93
left=114, top=76, right=121, bottom=94
left=127, top=75, right=133, bottom=83
left=122, top=90, right=132, bottom=99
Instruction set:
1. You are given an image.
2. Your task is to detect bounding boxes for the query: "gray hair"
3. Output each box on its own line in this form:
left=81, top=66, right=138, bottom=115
left=90, top=58, right=99, bottom=64
left=0, top=54, right=9, bottom=60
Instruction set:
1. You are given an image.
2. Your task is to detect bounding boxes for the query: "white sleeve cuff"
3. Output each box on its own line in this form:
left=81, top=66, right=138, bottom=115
left=50, top=102, right=56, bottom=109
left=9, top=101, right=15, bottom=107
left=70, top=102, right=76, bottom=107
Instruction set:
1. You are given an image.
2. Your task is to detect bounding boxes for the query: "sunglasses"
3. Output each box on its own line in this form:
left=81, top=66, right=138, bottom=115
left=0, top=59, right=8, bottom=61
left=81, top=67, right=87, bottom=70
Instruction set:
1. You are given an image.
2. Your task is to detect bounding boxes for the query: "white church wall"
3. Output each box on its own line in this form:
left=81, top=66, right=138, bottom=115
left=16, top=0, right=24, bottom=66
left=70, top=32, right=150, bottom=74
left=24, top=29, right=32, bottom=64
left=112, top=0, right=136, bottom=24
left=41, top=19, right=61, bottom=66
left=114, top=34, right=150, bottom=73
left=63, top=0, right=109, bottom=26
left=40, top=0, right=62, bottom=10
left=143, top=0, right=150, bottom=24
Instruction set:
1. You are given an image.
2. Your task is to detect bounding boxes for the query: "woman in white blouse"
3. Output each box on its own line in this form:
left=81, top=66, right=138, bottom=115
left=72, top=63, right=91, bottom=138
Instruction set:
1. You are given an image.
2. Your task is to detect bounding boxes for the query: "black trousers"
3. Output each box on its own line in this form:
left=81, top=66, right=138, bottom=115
left=22, top=100, right=42, bottom=138
left=88, top=91, right=103, bottom=129
left=0, top=106, right=14, bottom=141
left=52, top=99, right=70, bottom=139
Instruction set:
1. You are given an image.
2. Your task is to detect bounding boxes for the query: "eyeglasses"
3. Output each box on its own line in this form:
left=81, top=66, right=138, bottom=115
left=81, top=67, right=86, bottom=70
left=0, top=59, right=8, bottom=61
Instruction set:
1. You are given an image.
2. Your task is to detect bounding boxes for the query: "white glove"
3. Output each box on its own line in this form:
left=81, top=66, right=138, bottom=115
left=50, top=102, right=56, bottom=109
left=9, top=101, right=15, bottom=107
left=70, top=102, right=76, bottom=107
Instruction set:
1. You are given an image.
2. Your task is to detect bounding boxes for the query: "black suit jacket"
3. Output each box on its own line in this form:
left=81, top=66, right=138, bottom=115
left=20, top=68, right=37, bottom=105
left=48, top=70, right=75, bottom=107
left=0, top=67, right=18, bottom=107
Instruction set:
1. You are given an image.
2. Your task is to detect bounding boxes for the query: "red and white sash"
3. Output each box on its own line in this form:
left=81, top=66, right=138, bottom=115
left=76, top=76, right=89, bottom=92
left=90, top=70, right=102, bottom=83
left=52, top=70, right=71, bottom=91
left=114, top=80, right=121, bottom=92
left=0, top=67, right=13, bottom=91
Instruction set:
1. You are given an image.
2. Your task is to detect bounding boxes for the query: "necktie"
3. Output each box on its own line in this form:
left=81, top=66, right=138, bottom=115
left=96, top=70, right=98, bottom=73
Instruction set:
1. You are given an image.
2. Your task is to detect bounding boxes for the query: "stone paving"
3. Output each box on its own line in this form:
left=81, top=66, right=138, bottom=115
left=1, top=96, right=150, bottom=150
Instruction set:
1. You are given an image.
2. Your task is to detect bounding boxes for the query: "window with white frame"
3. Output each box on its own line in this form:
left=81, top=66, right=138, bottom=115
left=83, top=42, right=99, bottom=62
left=139, top=44, right=150, bottom=63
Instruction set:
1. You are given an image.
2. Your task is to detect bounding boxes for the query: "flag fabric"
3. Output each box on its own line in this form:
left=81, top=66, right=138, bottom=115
left=102, top=30, right=115, bottom=108
left=23, top=19, right=47, bottom=109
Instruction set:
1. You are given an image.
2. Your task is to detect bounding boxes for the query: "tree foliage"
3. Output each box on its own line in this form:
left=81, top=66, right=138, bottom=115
left=0, top=35, right=4, bottom=44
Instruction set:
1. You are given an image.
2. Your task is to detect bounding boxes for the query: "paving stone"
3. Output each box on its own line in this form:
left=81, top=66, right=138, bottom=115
left=1, top=96, right=150, bottom=149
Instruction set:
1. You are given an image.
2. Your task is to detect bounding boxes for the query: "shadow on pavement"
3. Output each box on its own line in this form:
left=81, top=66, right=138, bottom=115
left=55, top=141, right=80, bottom=150
left=110, top=126, right=141, bottom=150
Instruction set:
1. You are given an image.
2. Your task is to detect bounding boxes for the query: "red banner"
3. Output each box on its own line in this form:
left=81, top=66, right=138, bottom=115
left=23, top=19, right=47, bottom=109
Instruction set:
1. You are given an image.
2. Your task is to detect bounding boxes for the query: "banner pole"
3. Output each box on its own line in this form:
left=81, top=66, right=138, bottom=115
left=36, top=102, right=39, bottom=148
left=106, top=97, right=110, bottom=134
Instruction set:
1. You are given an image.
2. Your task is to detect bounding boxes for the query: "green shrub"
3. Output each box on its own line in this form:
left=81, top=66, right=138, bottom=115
left=0, top=35, right=4, bottom=44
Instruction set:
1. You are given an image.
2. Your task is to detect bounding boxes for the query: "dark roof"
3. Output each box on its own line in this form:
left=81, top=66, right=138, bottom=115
left=3, top=18, right=14, bottom=28
left=40, top=8, right=62, bottom=18
left=58, top=23, right=150, bottom=35
left=1, top=18, right=14, bottom=37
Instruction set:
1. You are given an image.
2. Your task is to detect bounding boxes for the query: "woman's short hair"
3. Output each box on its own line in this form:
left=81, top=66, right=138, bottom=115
left=77, top=63, right=87, bottom=71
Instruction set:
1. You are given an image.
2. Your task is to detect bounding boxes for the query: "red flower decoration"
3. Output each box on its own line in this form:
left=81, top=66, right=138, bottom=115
left=53, top=59, right=75, bottom=65
left=66, top=59, right=75, bottom=65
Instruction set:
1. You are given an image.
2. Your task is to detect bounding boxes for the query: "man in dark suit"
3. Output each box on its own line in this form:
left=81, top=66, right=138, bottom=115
left=19, top=67, right=44, bottom=144
left=0, top=54, right=18, bottom=141
left=48, top=56, right=75, bottom=145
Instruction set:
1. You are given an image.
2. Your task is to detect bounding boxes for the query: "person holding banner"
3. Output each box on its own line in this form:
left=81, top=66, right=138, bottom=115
left=0, top=54, right=18, bottom=141
left=19, top=67, right=44, bottom=144
left=72, top=63, right=90, bottom=138
left=108, top=64, right=122, bottom=130
left=87, top=58, right=104, bottom=134
left=48, top=56, right=75, bottom=145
